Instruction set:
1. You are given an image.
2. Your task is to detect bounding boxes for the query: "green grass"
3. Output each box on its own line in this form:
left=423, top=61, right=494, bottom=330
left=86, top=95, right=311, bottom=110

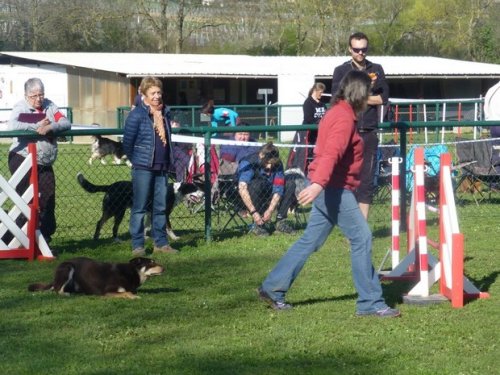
left=0, top=138, right=498, bottom=374
left=0, top=211, right=498, bottom=375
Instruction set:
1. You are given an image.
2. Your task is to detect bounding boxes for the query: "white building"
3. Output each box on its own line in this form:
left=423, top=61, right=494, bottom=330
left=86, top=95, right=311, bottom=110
left=1, top=52, right=500, bottom=131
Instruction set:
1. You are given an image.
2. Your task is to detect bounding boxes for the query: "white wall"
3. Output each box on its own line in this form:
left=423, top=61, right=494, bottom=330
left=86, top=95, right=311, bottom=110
left=277, top=74, right=315, bottom=141
left=0, top=64, right=68, bottom=124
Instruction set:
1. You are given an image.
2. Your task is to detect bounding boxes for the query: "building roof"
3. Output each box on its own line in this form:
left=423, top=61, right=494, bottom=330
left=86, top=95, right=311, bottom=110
left=2, top=52, right=500, bottom=79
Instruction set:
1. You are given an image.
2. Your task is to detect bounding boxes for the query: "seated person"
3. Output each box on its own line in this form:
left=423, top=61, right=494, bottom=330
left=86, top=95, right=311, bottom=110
left=219, top=123, right=259, bottom=175
left=236, top=142, right=297, bottom=236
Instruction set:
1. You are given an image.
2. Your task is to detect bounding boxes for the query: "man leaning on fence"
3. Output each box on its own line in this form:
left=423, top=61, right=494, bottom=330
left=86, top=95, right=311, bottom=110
left=7, top=77, right=71, bottom=244
left=236, top=142, right=297, bottom=236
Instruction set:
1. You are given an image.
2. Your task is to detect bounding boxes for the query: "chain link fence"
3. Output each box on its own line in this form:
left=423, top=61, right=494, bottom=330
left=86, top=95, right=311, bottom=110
left=0, top=123, right=498, bottom=246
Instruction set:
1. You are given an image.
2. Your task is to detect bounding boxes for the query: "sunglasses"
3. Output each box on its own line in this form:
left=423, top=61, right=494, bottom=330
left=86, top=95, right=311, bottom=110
left=263, top=167, right=274, bottom=173
left=351, top=47, right=368, bottom=54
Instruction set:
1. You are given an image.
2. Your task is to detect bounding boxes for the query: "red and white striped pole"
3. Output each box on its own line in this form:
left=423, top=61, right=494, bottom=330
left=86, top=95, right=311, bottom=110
left=438, top=152, right=490, bottom=307
left=389, top=156, right=403, bottom=268
left=407, top=148, right=430, bottom=297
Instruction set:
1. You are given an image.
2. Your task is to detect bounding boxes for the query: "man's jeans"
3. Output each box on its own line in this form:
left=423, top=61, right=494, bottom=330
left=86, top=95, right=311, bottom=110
left=261, top=187, right=388, bottom=313
left=130, top=168, right=168, bottom=250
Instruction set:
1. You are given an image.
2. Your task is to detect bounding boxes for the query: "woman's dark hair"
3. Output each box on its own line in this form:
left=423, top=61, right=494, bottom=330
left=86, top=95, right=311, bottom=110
left=201, top=99, right=214, bottom=114
left=349, top=32, right=369, bottom=47
left=333, top=70, right=371, bottom=113
left=259, top=142, right=280, bottom=168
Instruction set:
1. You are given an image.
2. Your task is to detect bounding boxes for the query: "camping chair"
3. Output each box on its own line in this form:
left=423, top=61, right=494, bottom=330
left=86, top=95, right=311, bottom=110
left=185, top=143, right=220, bottom=214
left=215, top=173, right=249, bottom=232
left=455, top=138, right=500, bottom=204
left=373, top=141, right=400, bottom=203
left=406, top=144, right=448, bottom=204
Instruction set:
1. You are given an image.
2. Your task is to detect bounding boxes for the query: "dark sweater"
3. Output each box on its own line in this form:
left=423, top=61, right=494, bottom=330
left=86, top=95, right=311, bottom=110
left=331, top=59, right=389, bottom=131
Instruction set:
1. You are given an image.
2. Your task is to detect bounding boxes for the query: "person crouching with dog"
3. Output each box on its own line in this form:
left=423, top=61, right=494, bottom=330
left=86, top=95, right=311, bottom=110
left=123, top=76, right=178, bottom=256
left=258, top=71, right=401, bottom=317
left=236, top=142, right=297, bottom=236
left=7, top=77, right=71, bottom=245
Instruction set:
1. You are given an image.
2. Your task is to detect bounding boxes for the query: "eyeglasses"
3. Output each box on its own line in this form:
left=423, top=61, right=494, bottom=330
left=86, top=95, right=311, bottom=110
left=27, top=94, right=45, bottom=99
left=351, top=47, right=368, bottom=54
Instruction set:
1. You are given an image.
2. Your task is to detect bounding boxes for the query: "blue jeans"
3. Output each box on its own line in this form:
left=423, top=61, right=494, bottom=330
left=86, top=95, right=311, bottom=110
left=261, top=187, right=388, bottom=313
left=130, top=168, right=168, bottom=250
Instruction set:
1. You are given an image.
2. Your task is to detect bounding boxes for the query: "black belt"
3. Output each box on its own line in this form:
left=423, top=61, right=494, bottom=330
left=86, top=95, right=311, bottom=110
left=358, top=128, right=377, bottom=133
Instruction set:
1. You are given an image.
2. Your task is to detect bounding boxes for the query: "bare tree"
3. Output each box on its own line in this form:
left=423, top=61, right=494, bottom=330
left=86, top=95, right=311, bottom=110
left=366, top=0, right=412, bottom=55
left=0, top=0, right=499, bottom=62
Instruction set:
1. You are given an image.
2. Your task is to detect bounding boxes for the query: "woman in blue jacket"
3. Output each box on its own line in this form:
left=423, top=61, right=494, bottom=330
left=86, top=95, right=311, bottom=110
left=123, top=76, right=177, bottom=256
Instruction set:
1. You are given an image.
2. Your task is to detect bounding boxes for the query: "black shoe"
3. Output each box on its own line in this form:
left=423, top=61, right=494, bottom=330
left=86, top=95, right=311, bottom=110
left=250, top=225, right=269, bottom=237
left=257, top=287, right=292, bottom=311
left=275, top=220, right=296, bottom=234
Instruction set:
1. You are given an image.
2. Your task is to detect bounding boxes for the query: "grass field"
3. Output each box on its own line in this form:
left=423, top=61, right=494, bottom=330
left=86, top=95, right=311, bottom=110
left=0, top=134, right=498, bottom=374
left=0, top=208, right=498, bottom=374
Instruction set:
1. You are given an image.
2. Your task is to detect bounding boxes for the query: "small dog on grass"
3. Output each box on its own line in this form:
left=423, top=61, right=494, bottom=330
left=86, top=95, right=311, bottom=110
left=88, top=135, right=132, bottom=167
left=28, top=257, right=164, bottom=299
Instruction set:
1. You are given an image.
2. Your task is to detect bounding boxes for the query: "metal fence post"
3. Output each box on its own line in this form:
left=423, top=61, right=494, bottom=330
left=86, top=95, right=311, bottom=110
left=399, top=122, right=408, bottom=232
left=204, top=130, right=213, bottom=242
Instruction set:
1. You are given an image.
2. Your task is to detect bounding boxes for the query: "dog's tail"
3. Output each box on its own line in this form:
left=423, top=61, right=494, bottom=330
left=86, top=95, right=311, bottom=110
left=77, top=172, right=111, bottom=193
left=28, top=283, right=53, bottom=292
left=294, top=176, right=308, bottom=197
left=284, top=168, right=308, bottom=196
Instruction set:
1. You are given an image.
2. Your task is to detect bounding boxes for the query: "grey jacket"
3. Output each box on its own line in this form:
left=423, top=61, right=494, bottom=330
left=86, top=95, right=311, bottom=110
left=9, top=98, right=71, bottom=166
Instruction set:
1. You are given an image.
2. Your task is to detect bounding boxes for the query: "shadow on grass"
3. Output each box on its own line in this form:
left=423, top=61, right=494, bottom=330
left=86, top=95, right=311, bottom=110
left=52, top=231, right=203, bottom=255
left=466, top=270, right=499, bottom=292
left=172, top=350, right=388, bottom=375
left=52, top=238, right=103, bottom=254
left=291, top=293, right=357, bottom=307
left=213, top=228, right=249, bottom=241
left=380, top=280, right=413, bottom=306
left=141, top=287, right=182, bottom=294
left=372, top=226, right=390, bottom=238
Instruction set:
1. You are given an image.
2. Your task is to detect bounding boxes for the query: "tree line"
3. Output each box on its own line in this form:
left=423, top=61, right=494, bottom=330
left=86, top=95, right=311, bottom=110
left=1, top=0, right=499, bottom=63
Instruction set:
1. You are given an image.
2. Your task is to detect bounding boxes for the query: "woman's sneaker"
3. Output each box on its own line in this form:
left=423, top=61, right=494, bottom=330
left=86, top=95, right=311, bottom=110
left=132, top=247, right=146, bottom=257
left=257, top=287, right=292, bottom=311
left=153, top=245, right=179, bottom=254
left=355, top=307, right=401, bottom=318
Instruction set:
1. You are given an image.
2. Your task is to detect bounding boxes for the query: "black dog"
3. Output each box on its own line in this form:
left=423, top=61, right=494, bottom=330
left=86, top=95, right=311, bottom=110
left=284, top=167, right=308, bottom=214
left=28, top=257, right=164, bottom=299
left=77, top=173, right=202, bottom=241
left=88, top=135, right=131, bottom=167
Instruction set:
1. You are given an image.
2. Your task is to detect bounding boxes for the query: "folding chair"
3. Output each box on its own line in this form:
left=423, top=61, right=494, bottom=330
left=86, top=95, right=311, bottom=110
left=373, top=141, right=400, bottom=203
left=215, top=174, right=249, bottom=232
left=406, top=144, right=448, bottom=204
left=185, top=144, right=220, bottom=214
left=455, top=138, right=500, bottom=204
